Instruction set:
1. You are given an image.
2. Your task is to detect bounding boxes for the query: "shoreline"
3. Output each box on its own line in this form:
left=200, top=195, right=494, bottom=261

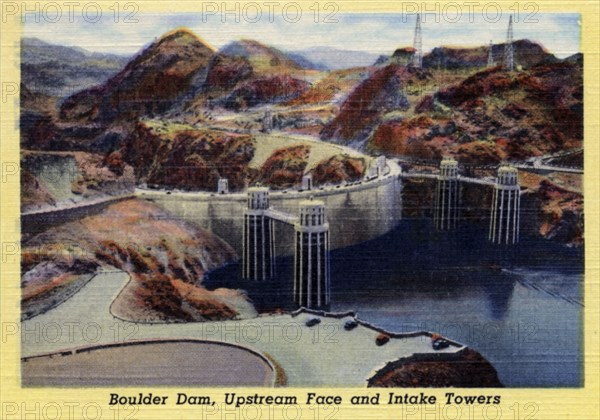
left=21, top=271, right=472, bottom=387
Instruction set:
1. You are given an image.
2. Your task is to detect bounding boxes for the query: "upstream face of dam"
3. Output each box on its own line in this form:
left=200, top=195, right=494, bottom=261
left=143, top=178, right=403, bottom=257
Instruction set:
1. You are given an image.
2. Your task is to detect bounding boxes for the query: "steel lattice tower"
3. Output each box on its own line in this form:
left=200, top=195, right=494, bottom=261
left=504, top=16, right=514, bottom=71
left=413, top=14, right=423, bottom=68
left=487, top=40, right=494, bottom=67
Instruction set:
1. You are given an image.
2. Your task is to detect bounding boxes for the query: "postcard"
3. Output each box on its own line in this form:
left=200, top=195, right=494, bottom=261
left=1, top=0, right=599, bottom=419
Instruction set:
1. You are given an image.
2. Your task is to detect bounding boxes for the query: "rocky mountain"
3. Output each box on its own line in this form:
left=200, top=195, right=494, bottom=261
left=219, top=40, right=305, bottom=72
left=21, top=151, right=135, bottom=212
left=424, top=40, right=557, bottom=69
left=255, top=144, right=310, bottom=189
left=376, top=40, right=556, bottom=70
left=20, top=83, right=61, bottom=150
left=21, top=37, right=129, bottom=98
left=196, top=40, right=312, bottom=110
left=321, top=52, right=582, bottom=163
left=286, top=52, right=328, bottom=70
left=59, top=28, right=215, bottom=124
left=370, top=61, right=583, bottom=163
left=19, top=31, right=583, bottom=246
left=320, top=64, right=425, bottom=144
left=286, top=67, right=370, bottom=107
left=289, top=47, right=382, bottom=70
left=122, top=121, right=255, bottom=191
left=119, top=120, right=352, bottom=192
left=220, top=74, right=311, bottom=110
left=310, top=154, right=366, bottom=185
left=563, top=53, right=583, bottom=66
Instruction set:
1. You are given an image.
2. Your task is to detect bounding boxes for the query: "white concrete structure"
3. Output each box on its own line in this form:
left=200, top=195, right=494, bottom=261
left=301, top=174, right=313, bottom=191
left=243, top=187, right=275, bottom=280
left=294, top=198, right=330, bottom=309
left=242, top=188, right=332, bottom=308
left=434, top=158, right=460, bottom=230
left=217, top=178, right=229, bottom=194
left=367, top=166, right=379, bottom=179
left=489, top=166, right=521, bottom=244
left=262, top=108, right=273, bottom=132
left=376, top=155, right=387, bottom=176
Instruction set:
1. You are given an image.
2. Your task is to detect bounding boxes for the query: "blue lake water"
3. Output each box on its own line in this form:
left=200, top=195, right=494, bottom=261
left=205, top=218, right=583, bottom=387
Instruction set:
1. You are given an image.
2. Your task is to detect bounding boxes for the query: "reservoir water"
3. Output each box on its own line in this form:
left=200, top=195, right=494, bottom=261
left=129, top=172, right=582, bottom=388
left=205, top=217, right=583, bottom=388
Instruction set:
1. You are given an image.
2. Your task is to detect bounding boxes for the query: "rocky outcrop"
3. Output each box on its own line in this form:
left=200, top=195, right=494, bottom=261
left=423, top=40, right=556, bottom=70
left=20, top=151, right=135, bottom=212
left=256, top=144, right=310, bottom=189
left=222, top=75, right=310, bottom=110
left=367, top=348, right=503, bottom=387
left=286, top=67, right=369, bottom=106
left=310, top=154, right=366, bottom=185
left=20, top=83, right=64, bottom=150
left=197, top=40, right=310, bottom=110
left=372, top=62, right=583, bottom=165
left=21, top=199, right=252, bottom=322
left=21, top=169, right=56, bottom=210
left=375, top=40, right=555, bottom=69
left=370, top=116, right=444, bottom=160
left=218, top=40, right=305, bottom=72
left=520, top=174, right=583, bottom=246
left=204, top=54, right=254, bottom=92
left=320, top=64, right=422, bottom=143
left=21, top=151, right=135, bottom=212
left=122, top=121, right=255, bottom=191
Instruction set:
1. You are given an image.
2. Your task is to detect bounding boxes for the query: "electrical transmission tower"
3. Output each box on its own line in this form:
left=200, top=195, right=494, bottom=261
left=504, top=16, right=514, bottom=71
left=487, top=40, right=494, bottom=67
left=412, top=14, right=423, bottom=68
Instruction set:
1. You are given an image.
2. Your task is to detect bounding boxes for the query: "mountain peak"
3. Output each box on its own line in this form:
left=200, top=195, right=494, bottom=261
left=153, top=27, right=214, bottom=52
left=218, top=39, right=307, bottom=71
left=60, top=27, right=216, bottom=123
left=220, top=39, right=276, bottom=58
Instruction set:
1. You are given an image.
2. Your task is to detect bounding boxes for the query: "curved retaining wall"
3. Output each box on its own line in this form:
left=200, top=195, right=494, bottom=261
left=21, top=195, right=135, bottom=234
left=137, top=162, right=403, bottom=255
left=290, top=308, right=464, bottom=347
left=22, top=338, right=277, bottom=387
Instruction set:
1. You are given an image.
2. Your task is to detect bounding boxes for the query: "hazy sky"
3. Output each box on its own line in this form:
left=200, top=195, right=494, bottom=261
left=23, top=12, right=580, bottom=58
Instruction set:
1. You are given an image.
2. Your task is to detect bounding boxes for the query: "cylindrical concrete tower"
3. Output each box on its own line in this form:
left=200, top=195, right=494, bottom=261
left=243, top=187, right=275, bottom=280
left=434, top=157, right=460, bottom=230
left=294, top=198, right=330, bottom=309
left=262, top=108, right=273, bottom=133
left=301, top=174, right=313, bottom=191
left=489, top=166, right=520, bottom=244
left=217, top=178, right=229, bottom=194
left=376, top=155, right=387, bottom=177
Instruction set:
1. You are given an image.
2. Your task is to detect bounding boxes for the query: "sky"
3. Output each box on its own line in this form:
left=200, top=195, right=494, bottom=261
left=23, top=11, right=580, bottom=58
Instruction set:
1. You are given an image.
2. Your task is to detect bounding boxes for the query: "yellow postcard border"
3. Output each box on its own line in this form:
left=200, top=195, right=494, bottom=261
left=1, top=1, right=599, bottom=419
